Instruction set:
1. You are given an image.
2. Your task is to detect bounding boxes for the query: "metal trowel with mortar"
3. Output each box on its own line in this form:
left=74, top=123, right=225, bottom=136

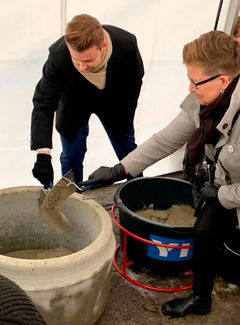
left=39, top=169, right=83, bottom=232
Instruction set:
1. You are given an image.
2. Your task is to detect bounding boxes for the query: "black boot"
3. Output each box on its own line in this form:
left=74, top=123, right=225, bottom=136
left=161, top=293, right=211, bottom=318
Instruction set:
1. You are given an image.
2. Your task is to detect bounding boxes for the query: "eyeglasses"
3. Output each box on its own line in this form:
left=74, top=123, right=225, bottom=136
left=190, top=74, right=222, bottom=90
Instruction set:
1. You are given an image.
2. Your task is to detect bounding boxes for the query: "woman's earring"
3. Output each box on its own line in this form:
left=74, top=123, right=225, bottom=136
left=220, top=88, right=225, bottom=95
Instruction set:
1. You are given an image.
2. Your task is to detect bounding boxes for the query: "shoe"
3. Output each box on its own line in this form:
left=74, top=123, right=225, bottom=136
left=161, top=293, right=211, bottom=318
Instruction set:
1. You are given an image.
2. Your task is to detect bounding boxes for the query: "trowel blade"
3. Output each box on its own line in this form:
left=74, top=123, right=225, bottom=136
left=39, top=188, right=72, bottom=232
left=40, top=206, right=72, bottom=232
left=41, top=176, right=78, bottom=209
left=39, top=169, right=80, bottom=232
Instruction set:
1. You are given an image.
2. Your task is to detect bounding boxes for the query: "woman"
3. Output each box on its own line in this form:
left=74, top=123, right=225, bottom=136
left=80, top=30, right=240, bottom=318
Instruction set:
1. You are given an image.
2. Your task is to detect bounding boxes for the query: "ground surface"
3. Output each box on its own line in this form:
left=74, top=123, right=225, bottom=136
left=83, top=177, right=240, bottom=325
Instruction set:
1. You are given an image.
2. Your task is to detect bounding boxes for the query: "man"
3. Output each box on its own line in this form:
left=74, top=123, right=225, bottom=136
left=31, top=14, right=144, bottom=187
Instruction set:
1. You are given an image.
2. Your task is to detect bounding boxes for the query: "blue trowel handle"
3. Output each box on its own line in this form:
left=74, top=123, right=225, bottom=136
left=80, top=183, right=95, bottom=192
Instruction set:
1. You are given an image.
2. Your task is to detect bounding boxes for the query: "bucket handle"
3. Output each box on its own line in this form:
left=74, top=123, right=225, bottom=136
left=223, top=243, right=240, bottom=257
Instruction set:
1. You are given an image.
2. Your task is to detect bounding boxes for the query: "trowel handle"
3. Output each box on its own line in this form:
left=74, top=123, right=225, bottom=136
left=206, top=164, right=212, bottom=185
left=78, top=183, right=95, bottom=192
left=83, top=184, right=95, bottom=191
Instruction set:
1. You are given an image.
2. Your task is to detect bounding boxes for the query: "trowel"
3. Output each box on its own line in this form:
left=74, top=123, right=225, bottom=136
left=39, top=169, right=85, bottom=232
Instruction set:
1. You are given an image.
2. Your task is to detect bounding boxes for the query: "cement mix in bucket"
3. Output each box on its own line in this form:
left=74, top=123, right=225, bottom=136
left=135, top=204, right=195, bottom=227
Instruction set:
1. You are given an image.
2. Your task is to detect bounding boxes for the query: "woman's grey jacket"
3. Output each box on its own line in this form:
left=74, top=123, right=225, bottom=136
left=121, top=79, right=240, bottom=225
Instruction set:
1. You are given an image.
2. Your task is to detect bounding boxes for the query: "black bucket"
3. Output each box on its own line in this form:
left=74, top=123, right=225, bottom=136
left=114, top=177, right=194, bottom=273
left=218, top=228, right=240, bottom=285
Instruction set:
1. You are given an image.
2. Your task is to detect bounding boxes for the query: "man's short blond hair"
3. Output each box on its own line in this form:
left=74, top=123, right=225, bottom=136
left=65, top=14, right=104, bottom=52
left=183, top=30, right=240, bottom=78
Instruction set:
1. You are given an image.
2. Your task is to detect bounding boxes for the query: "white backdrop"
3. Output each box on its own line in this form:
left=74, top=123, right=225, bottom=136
left=0, top=0, right=237, bottom=188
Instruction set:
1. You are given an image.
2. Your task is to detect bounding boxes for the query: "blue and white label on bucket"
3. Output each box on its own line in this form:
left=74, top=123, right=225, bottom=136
left=147, top=234, right=193, bottom=261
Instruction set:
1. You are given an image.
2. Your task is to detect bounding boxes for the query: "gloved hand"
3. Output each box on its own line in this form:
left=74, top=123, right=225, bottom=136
left=79, top=163, right=127, bottom=189
left=32, top=154, right=54, bottom=189
left=200, top=182, right=219, bottom=202
left=194, top=182, right=219, bottom=217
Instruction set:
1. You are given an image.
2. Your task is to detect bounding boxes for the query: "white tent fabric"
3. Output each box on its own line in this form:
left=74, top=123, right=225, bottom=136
left=0, top=0, right=236, bottom=188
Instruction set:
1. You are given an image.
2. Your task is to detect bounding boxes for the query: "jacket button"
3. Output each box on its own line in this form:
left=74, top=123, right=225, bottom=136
left=227, top=145, right=234, bottom=153
left=222, top=123, right=228, bottom=129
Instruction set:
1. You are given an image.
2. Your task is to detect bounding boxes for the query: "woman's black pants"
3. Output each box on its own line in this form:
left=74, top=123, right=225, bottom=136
left=192, top=201, right=238, bottom=297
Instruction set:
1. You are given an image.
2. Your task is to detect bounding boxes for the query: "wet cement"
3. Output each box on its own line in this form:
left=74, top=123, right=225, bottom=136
left=135, top=204, right=195, bottom=227
left=4, top=248, right=74, bottom=259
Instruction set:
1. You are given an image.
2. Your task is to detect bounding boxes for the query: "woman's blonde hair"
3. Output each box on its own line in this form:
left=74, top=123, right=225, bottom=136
left=65, top=14, right=104, bottom=52
left=183, top=30, right=240, bottom=78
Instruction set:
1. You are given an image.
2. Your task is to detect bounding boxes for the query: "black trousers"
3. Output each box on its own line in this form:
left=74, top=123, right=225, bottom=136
left=192, top=201, right=238, bottom=296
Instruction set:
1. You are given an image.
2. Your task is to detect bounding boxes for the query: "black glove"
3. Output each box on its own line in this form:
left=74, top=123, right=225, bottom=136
left=194, top=182, right=219, bottom=217
left=79, top=163, right=127, bottom=189
left=200, top=182, right=219, bottom=202
left=32, top=154, right=54, bottom=189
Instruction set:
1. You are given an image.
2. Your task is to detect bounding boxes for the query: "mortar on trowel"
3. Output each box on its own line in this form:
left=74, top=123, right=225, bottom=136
left=39, top=169, right=91, bottom=232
